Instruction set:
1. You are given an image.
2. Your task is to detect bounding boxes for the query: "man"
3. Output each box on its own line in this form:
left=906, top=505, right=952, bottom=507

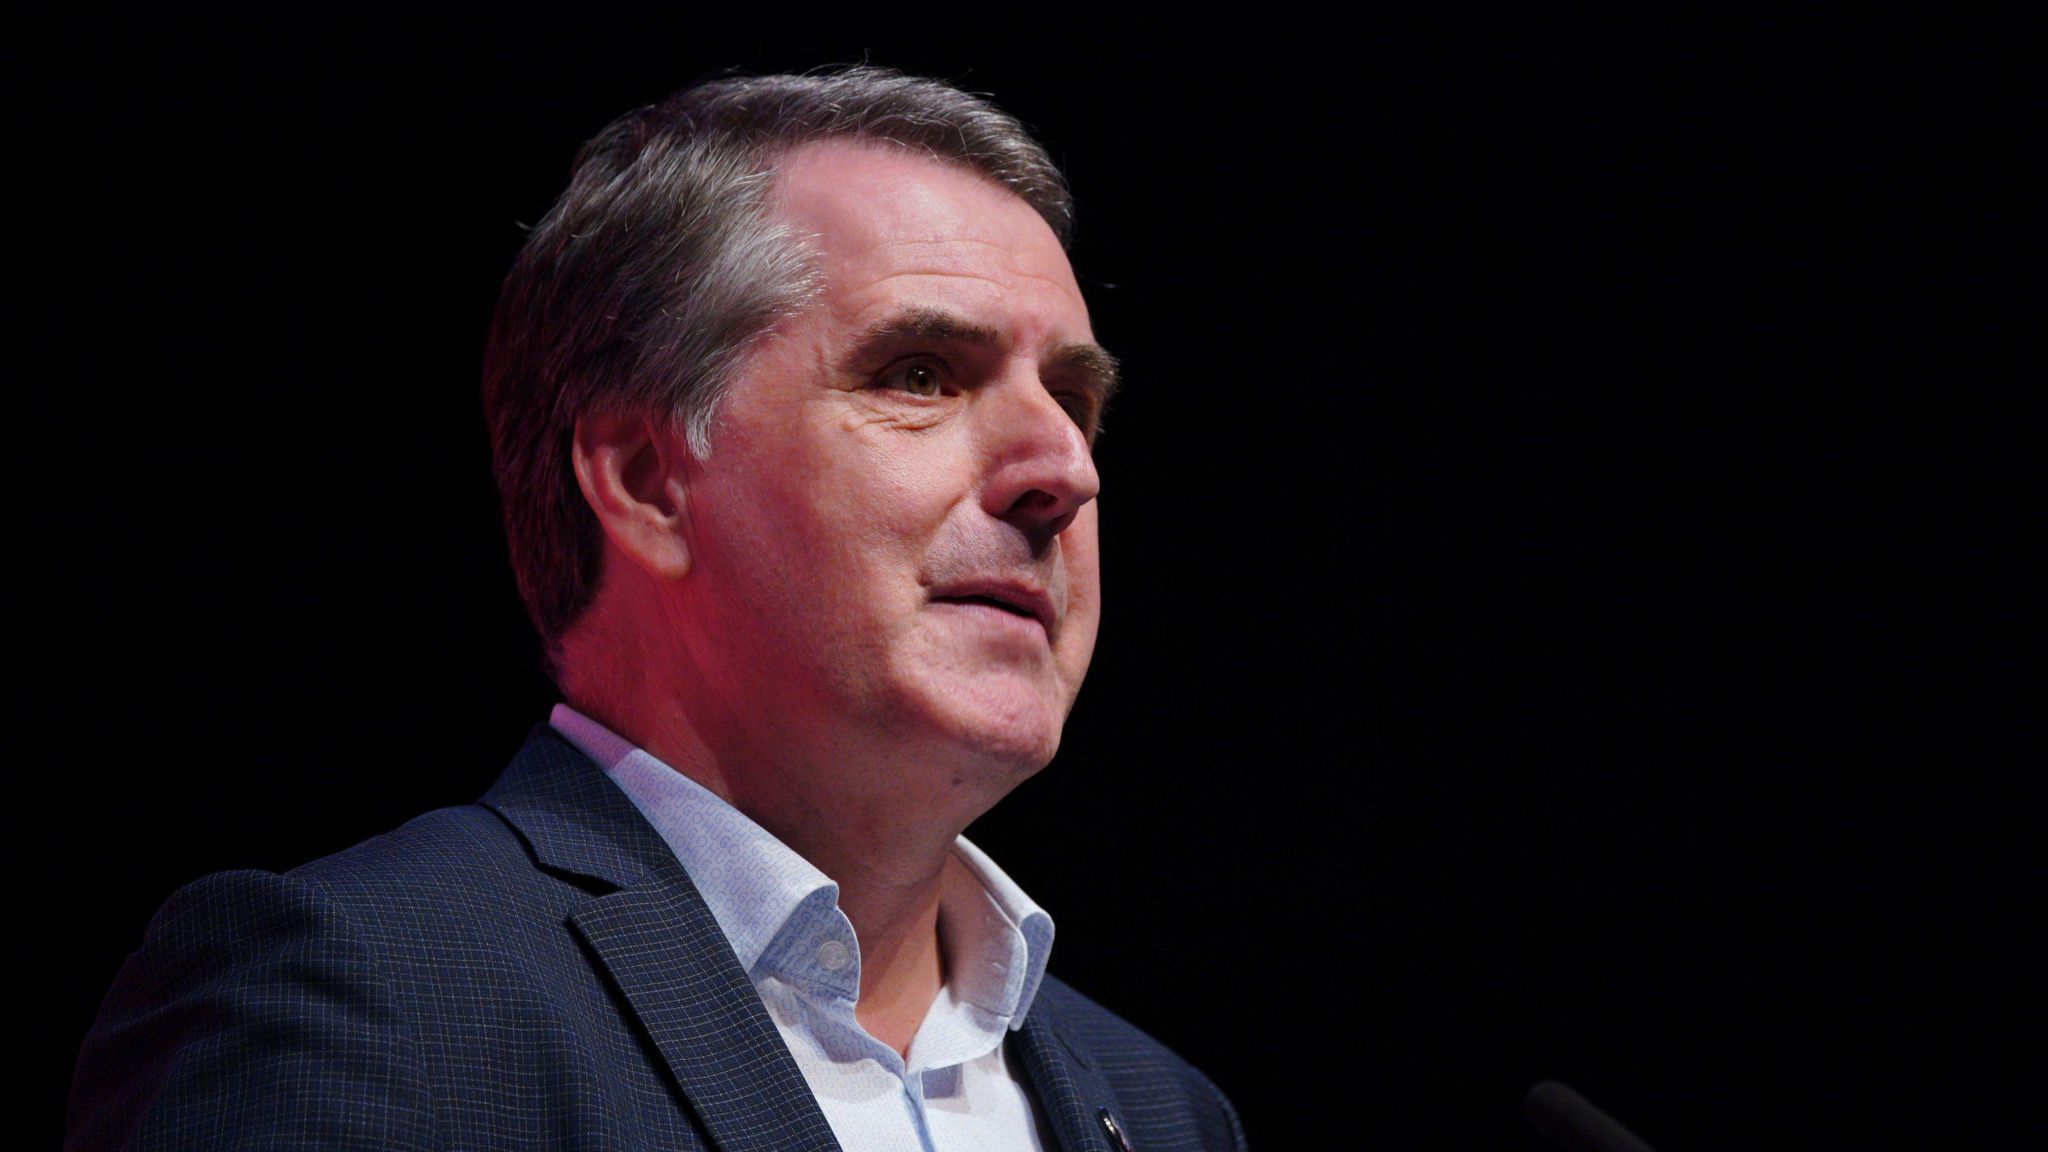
left=69, top=68, right=1245, bottom=1151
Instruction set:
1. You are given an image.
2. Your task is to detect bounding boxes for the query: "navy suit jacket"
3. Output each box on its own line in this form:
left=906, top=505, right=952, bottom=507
left=69, top=727, right=1245, bottom=1150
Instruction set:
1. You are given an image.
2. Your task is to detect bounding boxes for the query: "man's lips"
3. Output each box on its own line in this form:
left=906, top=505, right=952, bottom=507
left=928, top=581, right=1057, bottom=636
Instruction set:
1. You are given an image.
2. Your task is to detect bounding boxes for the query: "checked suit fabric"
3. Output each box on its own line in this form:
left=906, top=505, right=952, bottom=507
left=68, top=727, right=1246, bottom=1151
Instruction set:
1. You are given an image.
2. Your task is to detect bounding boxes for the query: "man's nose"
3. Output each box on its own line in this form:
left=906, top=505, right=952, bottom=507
left=978, top=370, right=1101, bottom=540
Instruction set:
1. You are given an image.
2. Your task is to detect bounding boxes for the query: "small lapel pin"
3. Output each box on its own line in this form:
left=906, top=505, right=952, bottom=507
left=1097, top=1107, right=1134, bottom=1152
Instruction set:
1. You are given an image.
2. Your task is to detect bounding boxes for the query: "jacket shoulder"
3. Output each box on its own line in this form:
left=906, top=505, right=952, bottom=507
left=68, top=866, right=434, bottom=1150
left=288, top=800, right=546, bottom=910
left=68, top=802, right=579, bottom=1151
left=281, top=801, right=611, bottom=1006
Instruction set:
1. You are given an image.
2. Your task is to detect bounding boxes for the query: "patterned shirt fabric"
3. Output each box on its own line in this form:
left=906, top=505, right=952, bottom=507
left=550, top=705, right=1059, bottom=1152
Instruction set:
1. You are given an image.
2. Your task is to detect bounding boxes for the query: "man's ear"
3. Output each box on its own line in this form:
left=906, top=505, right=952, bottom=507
left=570, top=410, right=692, bottom=580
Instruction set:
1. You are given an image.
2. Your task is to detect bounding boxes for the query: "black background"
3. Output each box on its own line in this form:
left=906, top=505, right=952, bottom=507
left=22, top=9, right=2040, bottom=1149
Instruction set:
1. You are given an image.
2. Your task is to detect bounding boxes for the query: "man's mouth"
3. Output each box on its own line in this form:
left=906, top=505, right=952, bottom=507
left=930, top=582, right=1056, bottom=634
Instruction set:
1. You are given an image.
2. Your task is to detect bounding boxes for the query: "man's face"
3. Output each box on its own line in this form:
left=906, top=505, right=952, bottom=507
left=668, top=141, right=1109, bottom=811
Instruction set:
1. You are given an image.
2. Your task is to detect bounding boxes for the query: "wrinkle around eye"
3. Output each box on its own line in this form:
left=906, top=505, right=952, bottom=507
left=838, top=404, right=946, bottom=434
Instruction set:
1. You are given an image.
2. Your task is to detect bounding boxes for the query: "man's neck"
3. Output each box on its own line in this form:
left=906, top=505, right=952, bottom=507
left=808, top=844, right=958, bottom=1059
left=570, top=690, right=966, bottom=1059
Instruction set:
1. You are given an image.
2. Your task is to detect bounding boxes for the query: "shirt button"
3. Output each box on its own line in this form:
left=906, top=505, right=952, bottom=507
left=817, top=940, right=851, bottom=971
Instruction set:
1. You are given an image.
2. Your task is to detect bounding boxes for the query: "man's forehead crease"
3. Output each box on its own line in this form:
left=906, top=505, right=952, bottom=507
left=864, top=251, right=1087, bottom=306
left=841, top=257, right=1084, bottom=304
left=873, top=231, right=1074, bottom=263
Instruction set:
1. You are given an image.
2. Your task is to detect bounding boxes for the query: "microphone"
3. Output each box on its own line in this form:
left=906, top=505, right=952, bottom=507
left=1525, top=1080, right=1657, bottom=1152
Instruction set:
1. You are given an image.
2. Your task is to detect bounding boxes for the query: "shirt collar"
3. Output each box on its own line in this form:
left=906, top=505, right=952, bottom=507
left=549, top=704, right=1054, bottom=1027
left=551, top=703, right=834, bottom=977
left=943, top=837, right=1054, bottom=1027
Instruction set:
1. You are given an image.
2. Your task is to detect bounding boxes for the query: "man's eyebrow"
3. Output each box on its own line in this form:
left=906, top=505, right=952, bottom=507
left=847, top=306, right=1122, bottom=404
left=848, top=308, right=1002, bottom=357
left=1046, top=342, right=1121, bottom=408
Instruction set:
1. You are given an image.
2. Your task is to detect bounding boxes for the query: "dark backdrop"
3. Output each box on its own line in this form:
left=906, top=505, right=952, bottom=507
left=23, top=10, right=2039, bottom=1149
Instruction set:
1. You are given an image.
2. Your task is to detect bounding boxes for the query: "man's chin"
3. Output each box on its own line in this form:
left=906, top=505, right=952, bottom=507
left=943, top=719, right=1064, bottom=782
left=902, top=687, right=1069, bottom=781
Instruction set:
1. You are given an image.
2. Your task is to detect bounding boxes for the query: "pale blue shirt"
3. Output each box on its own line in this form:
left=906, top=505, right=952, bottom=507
left=550, top=705, right=1059, bottom=1152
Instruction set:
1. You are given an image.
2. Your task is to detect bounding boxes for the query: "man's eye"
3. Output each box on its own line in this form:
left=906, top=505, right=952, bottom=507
left=884, top=362, right=943, bottom=397
left=1055, top=393, right=1099, bottom=438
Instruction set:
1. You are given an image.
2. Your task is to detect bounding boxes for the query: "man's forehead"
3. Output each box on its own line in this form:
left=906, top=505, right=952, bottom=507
left=767, top=140, right=1085, bottom=309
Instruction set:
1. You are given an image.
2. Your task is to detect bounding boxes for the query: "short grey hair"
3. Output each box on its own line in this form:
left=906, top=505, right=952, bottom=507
left=481, top=67, right=1074, bottom=665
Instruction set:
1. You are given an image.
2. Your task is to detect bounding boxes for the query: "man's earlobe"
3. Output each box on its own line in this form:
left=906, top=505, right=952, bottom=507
left=570, top=411, right=692, bottom=580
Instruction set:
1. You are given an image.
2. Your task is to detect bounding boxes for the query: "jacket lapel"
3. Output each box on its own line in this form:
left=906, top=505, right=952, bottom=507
left=1011, top=998, right=1127, bottom=1152
left=482, top=727, right=842, bottom=1152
